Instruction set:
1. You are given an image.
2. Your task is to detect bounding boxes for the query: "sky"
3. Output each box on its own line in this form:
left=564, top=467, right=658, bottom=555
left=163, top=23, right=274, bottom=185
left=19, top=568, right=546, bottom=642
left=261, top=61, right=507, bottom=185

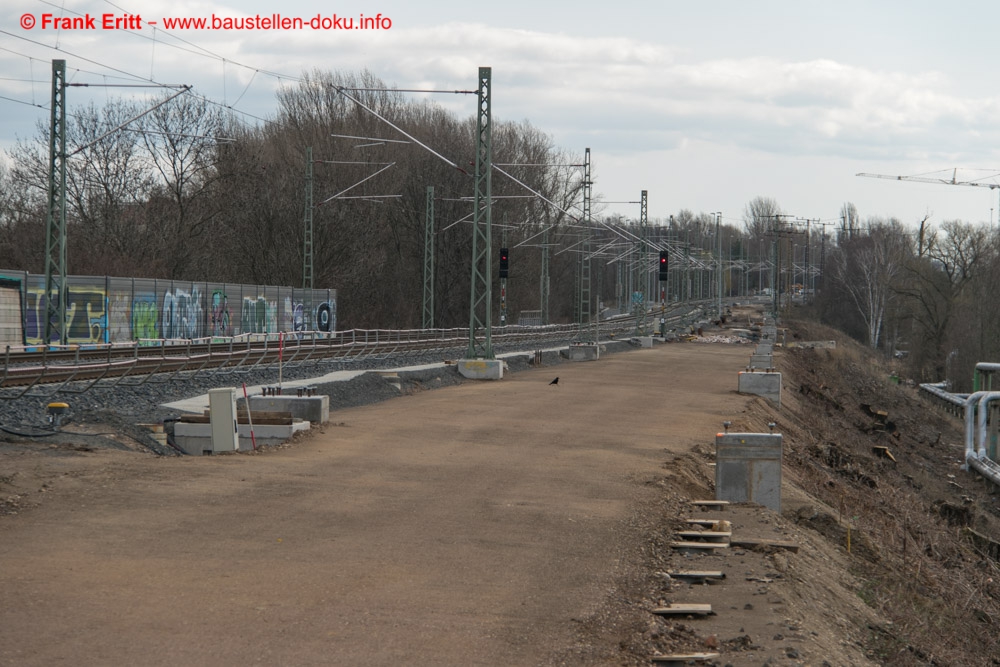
left=3, top=0, right=1000, bottom=231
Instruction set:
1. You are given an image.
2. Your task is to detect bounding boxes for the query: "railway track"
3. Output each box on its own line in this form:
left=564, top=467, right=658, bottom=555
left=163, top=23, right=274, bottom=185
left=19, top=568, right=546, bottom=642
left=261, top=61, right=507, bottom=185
left=0, top=303, right=711, bottom=397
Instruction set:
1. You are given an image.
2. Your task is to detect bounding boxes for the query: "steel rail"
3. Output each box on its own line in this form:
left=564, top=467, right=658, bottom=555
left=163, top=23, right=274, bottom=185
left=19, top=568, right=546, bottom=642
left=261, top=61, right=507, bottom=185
left=1, top=303, right=713, bottom=397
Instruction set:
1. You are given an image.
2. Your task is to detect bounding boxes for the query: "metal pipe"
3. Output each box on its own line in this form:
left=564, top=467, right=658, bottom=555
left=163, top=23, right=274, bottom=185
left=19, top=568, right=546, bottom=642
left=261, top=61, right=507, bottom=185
left=968, top=455, right=1000, bottom=487
left=976, top=392, right=1000, bottom=459
left=964, top=392, right=990, bottom=465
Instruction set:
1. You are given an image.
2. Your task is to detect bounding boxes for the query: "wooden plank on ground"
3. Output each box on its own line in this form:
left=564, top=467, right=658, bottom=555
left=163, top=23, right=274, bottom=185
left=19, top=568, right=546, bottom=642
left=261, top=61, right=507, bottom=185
left=683, top=518, right=725, bottom=527
left=675, top=530, right=731, bottom=541
left=650, top=653, right=721, bottom=665
left=730, top=537, right=799, bottom=553
left=667, top=570, right=726, bottom=582
left=670, top=541, right=730, bottom=551
left=651, top=603, right=714, bottom=616
left=690, top=500, right=729, bottom=509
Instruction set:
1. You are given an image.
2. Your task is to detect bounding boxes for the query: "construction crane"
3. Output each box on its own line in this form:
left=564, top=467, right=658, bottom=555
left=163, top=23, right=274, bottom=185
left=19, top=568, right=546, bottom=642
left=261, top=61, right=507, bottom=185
left=857, top=168, right=1000, bottom=190
left=857, top=168, right=1000, bottom=224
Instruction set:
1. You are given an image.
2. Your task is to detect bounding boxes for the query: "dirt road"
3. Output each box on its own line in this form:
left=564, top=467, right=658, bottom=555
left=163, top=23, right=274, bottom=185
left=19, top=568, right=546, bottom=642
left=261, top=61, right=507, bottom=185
left=0, top=344, right=751, bottom=666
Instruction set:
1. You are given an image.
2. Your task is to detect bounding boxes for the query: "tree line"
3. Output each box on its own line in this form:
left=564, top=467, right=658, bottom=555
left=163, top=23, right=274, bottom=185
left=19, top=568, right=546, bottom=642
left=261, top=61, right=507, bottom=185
left=0, top=68, right=994, bottom=387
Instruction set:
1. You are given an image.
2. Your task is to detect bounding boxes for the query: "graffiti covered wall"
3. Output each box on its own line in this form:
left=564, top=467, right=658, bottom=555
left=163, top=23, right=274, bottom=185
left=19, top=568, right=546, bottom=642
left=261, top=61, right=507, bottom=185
left=0, top=272, right=336, bottom=345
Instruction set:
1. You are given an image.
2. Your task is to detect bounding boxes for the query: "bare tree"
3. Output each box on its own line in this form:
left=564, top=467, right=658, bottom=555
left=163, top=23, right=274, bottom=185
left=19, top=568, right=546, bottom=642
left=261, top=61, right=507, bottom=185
left=743, top=196, right=782, bottom=241
left=838, top=202, right=860, bottom=243
left=138, top=92, right=227, bottom=279
left=831, top=220, right=911, bottom=348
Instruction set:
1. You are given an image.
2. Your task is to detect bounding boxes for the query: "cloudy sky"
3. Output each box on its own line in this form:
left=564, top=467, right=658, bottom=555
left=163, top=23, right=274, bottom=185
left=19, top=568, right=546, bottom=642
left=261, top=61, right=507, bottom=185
left=3, top=0, right=1000, bottom=229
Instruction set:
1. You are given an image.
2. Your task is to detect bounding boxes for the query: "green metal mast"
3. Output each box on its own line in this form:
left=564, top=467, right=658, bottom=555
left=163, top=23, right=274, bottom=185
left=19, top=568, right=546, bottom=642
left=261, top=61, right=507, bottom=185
left=43, top=59, right=68, bottom=345
left=465, top=66, right=493, bottom=359
left=577, top=147, right=592, bottom=332
left=633, top=190, right=648, bottom=334
left=540, top=226, right=550, bottom=325
left=302, top=146, right=314, bottom=290
left=422, top=185, right=435, bottom=329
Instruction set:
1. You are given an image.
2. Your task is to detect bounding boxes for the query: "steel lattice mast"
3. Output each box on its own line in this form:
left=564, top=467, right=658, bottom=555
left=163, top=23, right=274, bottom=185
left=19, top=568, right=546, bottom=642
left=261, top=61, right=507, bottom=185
left=43, top=59, right=68, bottom=345
left=465, top=67, right=493, bottom=359
left=576, top=147, right=592, bottom=332
left=302, top=147, right=314, bottom=290
left=633, top=190, right=648, bottom=334
left=423, top=185, right=435, bottom=329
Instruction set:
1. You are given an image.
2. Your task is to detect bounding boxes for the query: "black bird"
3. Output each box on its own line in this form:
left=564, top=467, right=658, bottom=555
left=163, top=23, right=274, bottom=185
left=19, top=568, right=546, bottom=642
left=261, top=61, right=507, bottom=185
left=549, top=377, right=559, bottom=385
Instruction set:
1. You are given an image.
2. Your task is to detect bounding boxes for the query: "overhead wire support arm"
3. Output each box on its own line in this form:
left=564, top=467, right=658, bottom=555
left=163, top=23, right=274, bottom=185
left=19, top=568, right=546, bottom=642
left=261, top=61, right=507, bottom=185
left=316, top=162, right=396, bottom=206
left=67, top=85, right=190, bottom=157
left=333, top=88, right=466, bottom=173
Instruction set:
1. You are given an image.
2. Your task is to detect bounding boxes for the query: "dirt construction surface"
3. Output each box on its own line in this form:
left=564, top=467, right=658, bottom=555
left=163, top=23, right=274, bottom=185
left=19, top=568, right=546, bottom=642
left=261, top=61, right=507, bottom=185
left=0, top=343, right=757, bottom=666
left=7, top=328, right=995, bottom=666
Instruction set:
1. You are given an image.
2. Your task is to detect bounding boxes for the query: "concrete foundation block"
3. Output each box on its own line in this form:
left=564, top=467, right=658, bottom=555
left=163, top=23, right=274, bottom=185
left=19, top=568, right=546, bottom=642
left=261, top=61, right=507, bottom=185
left=637, top=336, right=654, bottom=348
left=457, top=358, right=504, bottom=380
left=749, top=354, right=773, bottom=370
left=560, top=344, right=601, bottom=361
left=738, top=371, right=782, bottom=407
left=715, top=432, right=782, bottom=512
left=247, top=395, right=329, bottom=423
left=174, top=421, right=310, bottom=455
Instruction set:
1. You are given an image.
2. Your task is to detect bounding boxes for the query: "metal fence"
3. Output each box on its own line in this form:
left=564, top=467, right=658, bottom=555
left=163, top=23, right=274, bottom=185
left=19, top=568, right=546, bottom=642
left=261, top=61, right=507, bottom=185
left=0, top=270, right=337, bottom=345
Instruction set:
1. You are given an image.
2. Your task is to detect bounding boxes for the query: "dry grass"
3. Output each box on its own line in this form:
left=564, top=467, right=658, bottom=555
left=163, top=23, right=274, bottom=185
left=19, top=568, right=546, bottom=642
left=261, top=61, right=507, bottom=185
left=779, top=316, right=1000, bottom=666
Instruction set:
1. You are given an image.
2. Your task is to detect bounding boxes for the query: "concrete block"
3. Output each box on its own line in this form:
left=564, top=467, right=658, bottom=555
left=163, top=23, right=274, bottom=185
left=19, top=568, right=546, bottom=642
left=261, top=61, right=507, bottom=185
left=715, top=432, right=782, bottom=512
left=457, top=358, right=504, bottom=380
left=174, top=421, right=310, bottom=455
left=637, top=336, right=654, bottom=349
left=738, top=371, right=782, bottom=407
left=749, top=354, right=773, bottom=370
left=560, top=344, right=600, bottom=361
left=247, top=395, right=330, bottom=423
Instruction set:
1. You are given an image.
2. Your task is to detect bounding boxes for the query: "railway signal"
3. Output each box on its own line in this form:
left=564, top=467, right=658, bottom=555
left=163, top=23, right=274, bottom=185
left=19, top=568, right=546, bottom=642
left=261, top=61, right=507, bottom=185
left=658, top=250, right=669, bottom=281
left=499, top=247, right=509, bottom=278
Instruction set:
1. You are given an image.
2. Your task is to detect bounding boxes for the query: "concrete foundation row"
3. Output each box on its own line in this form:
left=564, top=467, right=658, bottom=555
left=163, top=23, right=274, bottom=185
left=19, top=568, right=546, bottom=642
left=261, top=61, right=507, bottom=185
left=739, top=319, right=781, bottom=407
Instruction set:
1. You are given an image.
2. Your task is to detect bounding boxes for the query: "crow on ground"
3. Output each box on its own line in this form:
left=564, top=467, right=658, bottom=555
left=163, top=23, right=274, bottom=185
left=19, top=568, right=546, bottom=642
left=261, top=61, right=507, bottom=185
left=549, top=377, right=559, bottom=385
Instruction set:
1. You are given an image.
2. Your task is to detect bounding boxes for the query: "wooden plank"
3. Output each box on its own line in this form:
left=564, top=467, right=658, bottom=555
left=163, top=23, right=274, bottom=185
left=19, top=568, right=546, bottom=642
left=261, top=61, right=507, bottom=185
left=651, top=603, right=714, bottom=616
left=690, top=500, right=729, bottom=509
left=675, top=530, right=731, bottom=541
left=667, top=570, right=726, bottom=581
left=650, top=653, right=721, bottom=665
left=670, top=541, right=730, bottom=550
left=683, top=518, right=724, bottom=527
left=730, top=537, right=799, bottom=553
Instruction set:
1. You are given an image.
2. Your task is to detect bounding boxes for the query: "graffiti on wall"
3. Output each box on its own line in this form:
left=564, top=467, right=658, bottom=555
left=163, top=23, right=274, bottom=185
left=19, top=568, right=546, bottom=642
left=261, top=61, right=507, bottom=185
left=162, top=287, right=203, bottom=339
left=241, top=296, right=277, bottom=334
left=316, top=301, right=334, bottom=333
left=24, top=287, right=107, bottom=344
left=108, top=292, right=132, bottom=342
left=132, top=296, right=158, bottom=340
left=3, top=270, right=335, bottom=344
left=281, top=297, right=307, bottom=333
left=211, top=291, right=231, bottom=337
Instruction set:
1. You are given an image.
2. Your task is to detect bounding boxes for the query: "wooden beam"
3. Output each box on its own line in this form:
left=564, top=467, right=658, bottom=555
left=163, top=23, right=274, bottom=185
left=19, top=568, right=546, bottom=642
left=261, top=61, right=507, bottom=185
left=651, top=603, right=714, bottom=616
left=730, top=537, right=799, bottom=553
left=650, top=653, right=721, bottom=665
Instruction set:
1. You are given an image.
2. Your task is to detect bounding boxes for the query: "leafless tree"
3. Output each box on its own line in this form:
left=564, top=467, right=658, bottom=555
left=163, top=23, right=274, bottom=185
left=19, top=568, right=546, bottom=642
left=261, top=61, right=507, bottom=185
left=831, top=219, right=911, bottom=349
left=743, top=196, right=782, bottom=242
